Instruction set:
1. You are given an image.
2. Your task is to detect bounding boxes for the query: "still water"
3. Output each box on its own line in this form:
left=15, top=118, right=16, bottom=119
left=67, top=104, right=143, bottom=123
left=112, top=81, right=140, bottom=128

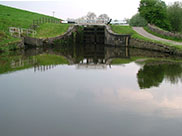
left=1, top=44, right=182, bottom=136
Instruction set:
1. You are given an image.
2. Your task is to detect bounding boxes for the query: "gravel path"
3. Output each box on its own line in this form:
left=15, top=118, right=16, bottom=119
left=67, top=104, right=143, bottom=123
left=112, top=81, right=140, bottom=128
left=132, top=27, right=182, bottom=45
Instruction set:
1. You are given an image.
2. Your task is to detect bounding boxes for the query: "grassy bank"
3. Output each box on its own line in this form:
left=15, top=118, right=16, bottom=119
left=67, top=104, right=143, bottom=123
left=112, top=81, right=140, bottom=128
left=111, top=25, right=182, bottom=50
left=35, top=23, right=70, bottom=38
left=0, top=4, right=70, bottom=52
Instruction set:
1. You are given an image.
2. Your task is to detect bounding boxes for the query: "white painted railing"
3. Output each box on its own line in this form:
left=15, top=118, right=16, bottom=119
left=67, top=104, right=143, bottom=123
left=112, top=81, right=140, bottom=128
left=75, top=19, right=109, bottom=25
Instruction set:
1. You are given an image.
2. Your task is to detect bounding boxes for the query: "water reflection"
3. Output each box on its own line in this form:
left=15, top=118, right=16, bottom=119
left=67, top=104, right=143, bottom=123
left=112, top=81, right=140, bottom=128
left=1, top=44, right=182, bottom=89
left=137, top=61, right=182, bottom=89
left=1, top=45, right=182, bottom=136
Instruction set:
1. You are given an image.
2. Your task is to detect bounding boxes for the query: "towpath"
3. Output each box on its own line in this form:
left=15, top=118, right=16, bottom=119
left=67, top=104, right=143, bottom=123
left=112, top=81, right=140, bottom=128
left=132, top=27, right=182, bottom=45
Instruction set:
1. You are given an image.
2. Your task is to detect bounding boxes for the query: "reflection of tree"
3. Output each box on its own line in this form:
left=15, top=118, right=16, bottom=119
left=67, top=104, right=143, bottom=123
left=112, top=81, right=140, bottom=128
left=137, top=62, right=182, bottom=89
left=137, top=65, right=164, bottom=89
left=164, top=64, right=182, bottom=84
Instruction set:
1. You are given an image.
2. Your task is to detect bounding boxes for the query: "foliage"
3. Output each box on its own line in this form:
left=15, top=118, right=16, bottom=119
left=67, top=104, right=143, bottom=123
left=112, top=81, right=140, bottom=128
left=138, top=0, right=171, bottom=30
left=167, top=1, right=182, bottom=33
left=129, top=13, right=148, bottom=27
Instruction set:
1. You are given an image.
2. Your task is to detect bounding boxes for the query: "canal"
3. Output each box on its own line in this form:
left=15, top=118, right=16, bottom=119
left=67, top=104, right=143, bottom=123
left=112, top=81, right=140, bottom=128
left=1, top=43, right=182, bottom=136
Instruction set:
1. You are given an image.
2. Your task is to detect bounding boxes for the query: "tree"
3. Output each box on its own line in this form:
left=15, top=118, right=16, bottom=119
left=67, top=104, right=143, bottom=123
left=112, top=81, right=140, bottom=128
left=167, top=1, right=182, bottom=32
left=97, top=14, right=110, bottom=22
left=86, top=12, right=97, bottom=20
left=138, top=0, right=171, bottom=30
left=129, top=13, right=148, bottom=27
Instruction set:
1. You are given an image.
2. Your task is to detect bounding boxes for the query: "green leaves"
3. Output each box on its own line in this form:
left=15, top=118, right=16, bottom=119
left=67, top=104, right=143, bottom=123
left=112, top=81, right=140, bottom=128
left=138, top=0, right=171, bottom=30
left=167, top=2, right=182, bottom=33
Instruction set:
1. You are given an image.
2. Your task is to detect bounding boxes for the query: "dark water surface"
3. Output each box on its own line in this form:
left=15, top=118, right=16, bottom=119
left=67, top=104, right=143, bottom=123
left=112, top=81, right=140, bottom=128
left=1, top=45, right=182, bottom=136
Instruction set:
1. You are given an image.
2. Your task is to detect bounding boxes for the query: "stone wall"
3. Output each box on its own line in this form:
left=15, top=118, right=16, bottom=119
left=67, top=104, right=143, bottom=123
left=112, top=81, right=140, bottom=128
left=105, top=25, right=130, bottom=46
left=24, top=25, right=77, bottom=47
left=130, top=38, right=182, bottom=56
left=147, top=24, right=182, bottom=39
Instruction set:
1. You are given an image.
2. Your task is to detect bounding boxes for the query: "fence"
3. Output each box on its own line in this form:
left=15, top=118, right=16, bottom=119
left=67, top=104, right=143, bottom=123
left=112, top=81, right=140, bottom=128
left=31, top=17, right=60, bottom=29
left=9, top=27, right=37, bottom=37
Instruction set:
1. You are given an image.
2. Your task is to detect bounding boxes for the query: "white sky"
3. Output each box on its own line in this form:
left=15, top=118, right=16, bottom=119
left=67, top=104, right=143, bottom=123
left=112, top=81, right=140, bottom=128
left=0, top=0, right=179, bottom=20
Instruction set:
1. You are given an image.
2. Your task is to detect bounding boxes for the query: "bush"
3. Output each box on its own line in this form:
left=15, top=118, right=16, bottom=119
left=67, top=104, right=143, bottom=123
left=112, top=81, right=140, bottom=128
left=129, top=13, right=148, bottom=27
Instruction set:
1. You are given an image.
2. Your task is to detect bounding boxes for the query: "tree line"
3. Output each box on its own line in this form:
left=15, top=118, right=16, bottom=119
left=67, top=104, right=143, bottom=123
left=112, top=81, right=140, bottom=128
left=130, top=0, right=182, bottom=33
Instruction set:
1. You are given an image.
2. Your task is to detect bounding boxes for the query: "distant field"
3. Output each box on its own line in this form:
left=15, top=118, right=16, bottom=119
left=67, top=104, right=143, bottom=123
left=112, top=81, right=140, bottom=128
left=0, top=4, right=70, bottom=51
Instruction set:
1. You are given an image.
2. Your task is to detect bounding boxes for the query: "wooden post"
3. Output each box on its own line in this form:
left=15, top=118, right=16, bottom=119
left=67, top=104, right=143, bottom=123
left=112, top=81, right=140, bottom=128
left=126, top=36, right=129, bottom=46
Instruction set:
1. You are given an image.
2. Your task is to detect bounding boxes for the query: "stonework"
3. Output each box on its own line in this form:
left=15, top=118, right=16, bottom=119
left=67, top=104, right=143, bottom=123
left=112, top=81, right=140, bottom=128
left=104, top=25, right=130, bottom=46
left=24, top=25, right=77, bottom=47
left=147, top=24, right=182, bottom=39
left=130, top=38, right=182, bottom=56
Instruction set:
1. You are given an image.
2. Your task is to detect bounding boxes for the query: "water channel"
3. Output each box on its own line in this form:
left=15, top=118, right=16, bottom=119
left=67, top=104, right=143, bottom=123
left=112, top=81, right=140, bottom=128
left=1, top=43, right=182, bottom=136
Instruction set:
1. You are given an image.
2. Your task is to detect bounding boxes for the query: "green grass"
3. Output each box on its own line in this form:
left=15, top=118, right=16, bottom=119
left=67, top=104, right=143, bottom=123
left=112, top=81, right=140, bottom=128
left=144, top=26, right=182, bottom=42
left=0, top=4, right=69, bottom=51
left=35, top=54, right=68, bottom=65
left=110, top=25, right=182, bottom=50
left=111, top=25, right=151, bottom=41
left=35, top=23, right=70, bottom=38
left=0, top=4, right=59, bottom=31
left=0, top=53, right=68, bottom=74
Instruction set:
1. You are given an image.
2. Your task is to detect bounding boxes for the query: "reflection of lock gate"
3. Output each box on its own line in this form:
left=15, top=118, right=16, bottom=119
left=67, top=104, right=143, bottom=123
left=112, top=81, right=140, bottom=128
left=9, top=27, right=37, bottom=37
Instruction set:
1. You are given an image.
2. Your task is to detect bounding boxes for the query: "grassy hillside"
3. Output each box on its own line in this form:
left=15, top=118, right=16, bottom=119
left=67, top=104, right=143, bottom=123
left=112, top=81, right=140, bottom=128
left=0, top=4, right=59, bottom=31
left=0, top=4, right=69, bottom=51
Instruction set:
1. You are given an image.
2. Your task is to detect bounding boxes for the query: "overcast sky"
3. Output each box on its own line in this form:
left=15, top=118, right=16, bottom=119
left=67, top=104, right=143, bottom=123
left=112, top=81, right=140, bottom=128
left=0, top=0, right=179, bottom=20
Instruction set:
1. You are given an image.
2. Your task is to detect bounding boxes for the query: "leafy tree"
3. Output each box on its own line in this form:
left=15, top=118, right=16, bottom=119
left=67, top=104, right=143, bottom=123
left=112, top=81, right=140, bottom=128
left=138, top=0, right=171, bottom=30
left=167, top=1, right=182, bottom=33
left=129, top=13, right=148, bottom=27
